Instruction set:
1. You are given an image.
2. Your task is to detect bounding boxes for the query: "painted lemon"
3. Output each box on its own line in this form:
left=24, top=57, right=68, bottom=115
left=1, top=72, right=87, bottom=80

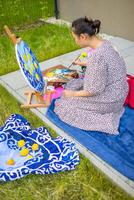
left=32, top=143, right=39, bottom=151
left=27, top=155, right=33, bottom=160
left=28, top=53, right=32, bottom=61
left=20, top=148, right=29, bottom=156
left=35, top=73, right=40, bottom=81
left=6, top=159, right=15, bottom=165
left=24, top=64, right=29, bottom=71
left=18, top=140, right=25, bottom=148
left=23, top=54, right=28, bottom=62
left=29, top=69, right=33, bottom=75
left=46, top=72, right=54, bottom=77
left=31, top=64, right=35, bottom=71
left=34, top=62, right=38, bottom=68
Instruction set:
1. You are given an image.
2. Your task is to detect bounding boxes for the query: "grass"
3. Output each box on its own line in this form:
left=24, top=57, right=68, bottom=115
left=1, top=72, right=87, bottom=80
left=0, top=21, right=133, bottom=199
left=0, top=0, right=54, bottom=33
left=0, top=23, right=78, bottom=75
left=0, top=84, right=133, bottom=200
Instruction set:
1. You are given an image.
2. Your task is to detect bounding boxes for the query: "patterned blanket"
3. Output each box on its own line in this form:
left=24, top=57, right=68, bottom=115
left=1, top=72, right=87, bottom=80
left=0, top=114, right=79, bottom=181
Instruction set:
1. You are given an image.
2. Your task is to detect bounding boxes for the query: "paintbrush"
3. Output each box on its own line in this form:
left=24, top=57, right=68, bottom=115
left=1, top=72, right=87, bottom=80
left=68, top=54, right=81, bottom=69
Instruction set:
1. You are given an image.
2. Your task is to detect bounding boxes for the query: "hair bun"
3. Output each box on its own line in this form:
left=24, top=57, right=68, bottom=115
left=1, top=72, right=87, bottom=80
left=84, top=16, right=92, bottom=24
left=93, top=19, right=101, bottom=33
left=93, top=20, right=101, bottom=28
left=72, top=17, right=101, bottom=36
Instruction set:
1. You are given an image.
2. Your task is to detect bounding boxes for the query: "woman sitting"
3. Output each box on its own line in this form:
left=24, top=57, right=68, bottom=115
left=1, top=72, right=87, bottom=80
left=54, top=17, right=128, bottom=134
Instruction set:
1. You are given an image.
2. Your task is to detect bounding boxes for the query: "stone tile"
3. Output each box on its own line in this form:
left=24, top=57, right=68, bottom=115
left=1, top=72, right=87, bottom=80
left=40, top=48, right=84, bottom=71
left=110, top=37, right=134, bottom=51
left=37, top=107, right=48, bottom=115
left=125, top=179, right=134, bottom=189
left=17, top=85, right=31, bottom=101
left=0, top=70, right=27, bottom=90
left=40, top=58, right=60, bottom=71
left=125, top=56, right=134, bottom=75
left=120, top=46, right=134, bottom=58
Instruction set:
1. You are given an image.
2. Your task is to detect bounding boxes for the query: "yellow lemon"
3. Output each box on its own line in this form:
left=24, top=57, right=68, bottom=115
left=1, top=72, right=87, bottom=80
left=80, top=52, right=88, bottom=59
left=23, top=54, right=28, bottom=62
left=24, top=64, right=29, bottom=71
left=6, top=159, right=15, bottom=165
left=29, top=69, right=33, bottom=75
left=34, top=62, right=38, bottom=68
left=81, top=52, right=88, bottom=57
left=35, top=73, right=40, bottom=81
left=32, top=143, right=39, bottom=151
left=30, top=64, right=35, bottom=71
left=27, top=155, right=33, bottom=160
left=20, top=148, right=29, bottom=156
left=18, top=140, right=25, bottom=148
left=28, top=53, right=32, bottom=61
left=47, top=72, right=54, bottom=77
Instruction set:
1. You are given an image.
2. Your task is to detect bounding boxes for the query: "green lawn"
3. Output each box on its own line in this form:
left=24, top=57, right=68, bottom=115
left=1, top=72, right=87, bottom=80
left=0, top=22, right=133, bottom=200
left=0, top=23, right=78, bottom=75
left=0, top=0, right=54, bottom=33
left=0, top=84, right=133, bottom=200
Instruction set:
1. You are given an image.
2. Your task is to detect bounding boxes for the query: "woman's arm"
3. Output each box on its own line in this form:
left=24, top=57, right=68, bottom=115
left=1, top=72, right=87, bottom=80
left=62, top=89, right=93, bottom=97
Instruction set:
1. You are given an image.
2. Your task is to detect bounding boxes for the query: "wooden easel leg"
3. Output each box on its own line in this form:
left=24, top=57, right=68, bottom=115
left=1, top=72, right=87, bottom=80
left=20, top=90, right=52, bottom=108
left=26, top=92, right=33, bottom=105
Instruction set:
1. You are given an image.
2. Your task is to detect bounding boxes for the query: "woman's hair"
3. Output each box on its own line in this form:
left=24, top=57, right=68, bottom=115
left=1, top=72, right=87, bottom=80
left=72, top=17, right=101, bottom=36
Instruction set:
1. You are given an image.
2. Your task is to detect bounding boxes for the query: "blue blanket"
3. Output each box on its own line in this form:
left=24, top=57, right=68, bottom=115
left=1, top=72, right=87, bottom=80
left=46, top=100, right=134, bottom=180
left=0, top=114, right=79, bottom=181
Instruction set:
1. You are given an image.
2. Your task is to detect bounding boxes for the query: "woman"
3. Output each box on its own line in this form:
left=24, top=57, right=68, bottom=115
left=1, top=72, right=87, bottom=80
left=54, top=17, right=128, bottom=134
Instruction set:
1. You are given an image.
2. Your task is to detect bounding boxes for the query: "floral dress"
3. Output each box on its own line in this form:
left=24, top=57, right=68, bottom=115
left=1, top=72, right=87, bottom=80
left=54, top=40, right=128, bottom=134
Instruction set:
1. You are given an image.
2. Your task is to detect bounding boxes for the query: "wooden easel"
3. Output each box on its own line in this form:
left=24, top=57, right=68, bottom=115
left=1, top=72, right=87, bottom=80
left=21, top=90, right=52, bottom=108
left=4, top=25, right=53, bottom=108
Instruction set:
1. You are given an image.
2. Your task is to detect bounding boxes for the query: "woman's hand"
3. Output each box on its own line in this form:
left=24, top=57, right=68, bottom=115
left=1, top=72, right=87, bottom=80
left=73, top=60, right=87, bottom=66
left=73, top=59, right=81, bottom=65
left=62, top=90, right=75, bottom=97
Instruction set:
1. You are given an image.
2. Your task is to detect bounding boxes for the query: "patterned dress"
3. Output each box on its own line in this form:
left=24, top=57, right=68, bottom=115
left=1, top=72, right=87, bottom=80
left=54, top=40, right=128, bottom=134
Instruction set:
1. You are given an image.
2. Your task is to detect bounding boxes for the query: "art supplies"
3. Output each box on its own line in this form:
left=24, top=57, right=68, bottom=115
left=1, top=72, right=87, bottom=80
left=43, top=65, right=79, bottom=87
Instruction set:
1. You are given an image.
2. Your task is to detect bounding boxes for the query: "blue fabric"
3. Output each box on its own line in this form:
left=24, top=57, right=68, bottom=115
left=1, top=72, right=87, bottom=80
left=46, top=100, right=134, bottom=180
left=0, top=114, right=79, bottom=181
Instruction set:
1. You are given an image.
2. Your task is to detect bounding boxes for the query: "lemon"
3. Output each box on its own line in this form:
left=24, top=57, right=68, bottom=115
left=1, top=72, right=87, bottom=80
left=20, top=148, right=29, bottom=156
left=23, top=54, right=28, bottom=62
left=81, top=52, right=88, bottom=57
left=28, top=53, right=32, bottom=61
left=27, top=155, right=33, bottom=160
left=34, top=62, right=38, bottom=68
left=80, top=52, right=88, bottom=59
left=29, top=69, right=33, bottom=75
left=32, top=143, right=39, bottom=151
left=30, top=63, right=35, bottom=71
left=18, top=140, right=25, bottom=148
left=24, top=64, right=29, bottom=71
left=46, top=72, right=54, bottom=77
left=35, top=73, right=40, bottom=81
left=6, top=159, right=15, bottom=165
